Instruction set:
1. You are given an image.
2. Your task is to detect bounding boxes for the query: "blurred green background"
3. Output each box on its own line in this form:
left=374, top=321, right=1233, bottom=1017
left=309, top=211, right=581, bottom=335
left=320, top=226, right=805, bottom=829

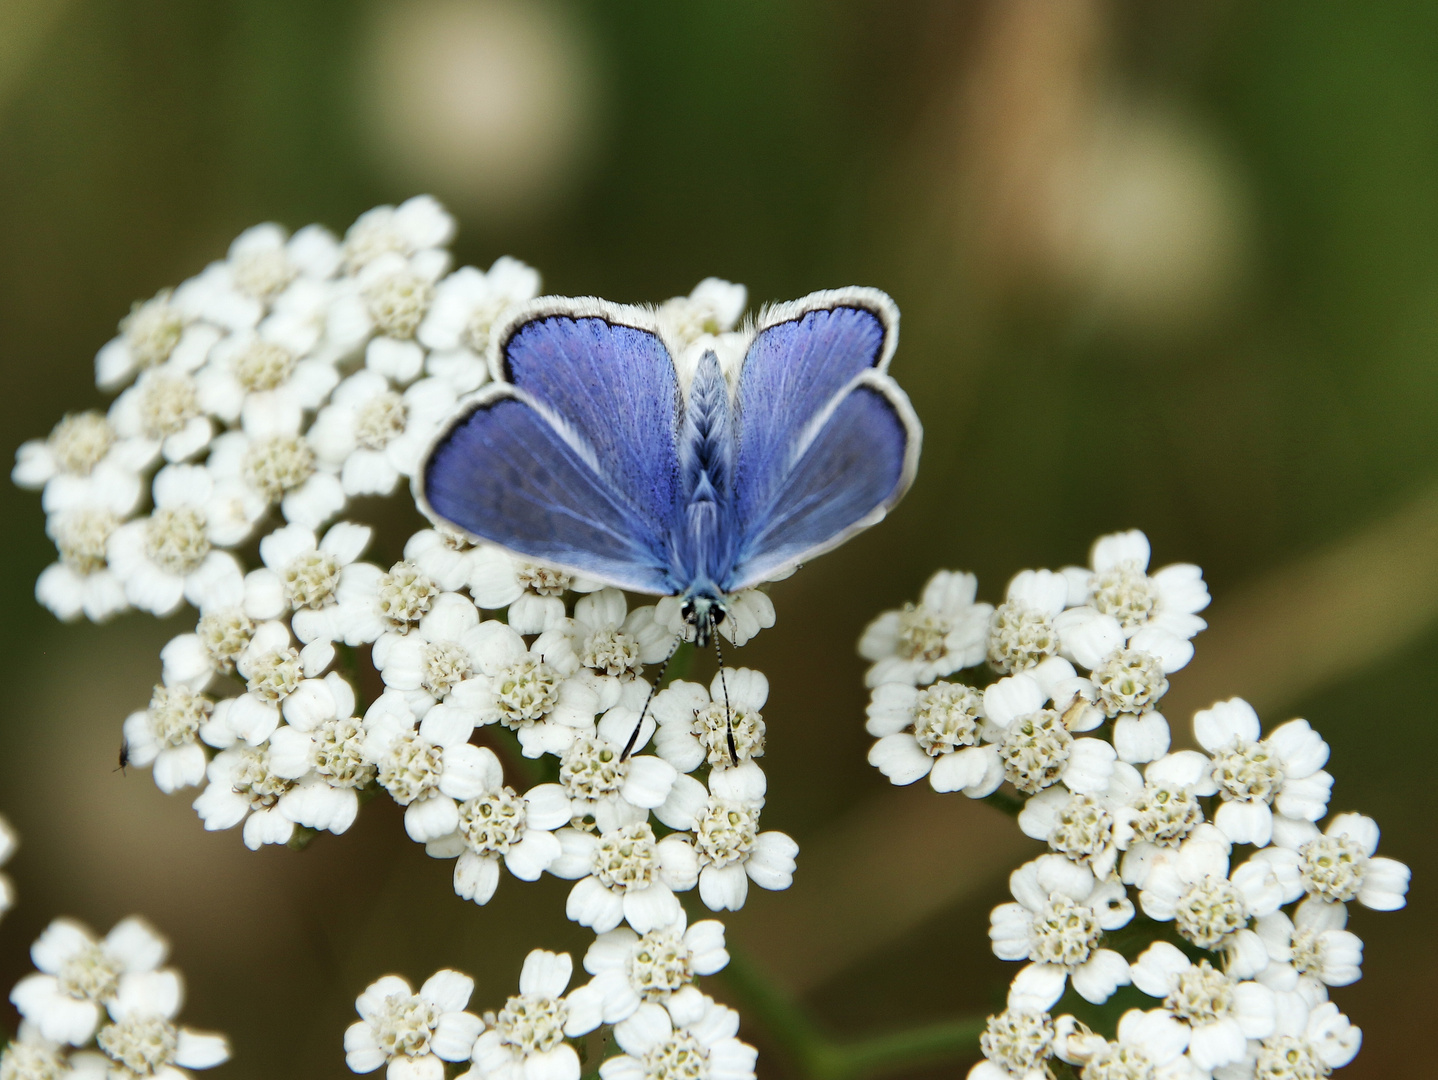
left=0, top=1, right=1432, bottom=1076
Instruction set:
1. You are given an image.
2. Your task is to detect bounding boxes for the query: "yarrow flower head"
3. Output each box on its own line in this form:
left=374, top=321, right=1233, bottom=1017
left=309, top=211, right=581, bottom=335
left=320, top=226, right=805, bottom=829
left=579, top=913, right=730, bottom=1025
left=1193, top=699, right=1333, bottom=848
left=859, top=529, right=1406, bottom=1080
left=1060, top=529, right=1210, bottom=643
left=462, top=951, right=602, bottom=1080
left=421, top=749, right=572, bottom=906
left=1130, top=941, right=1277, bottom=1073
left=555, top=707, right=681, bottom=832
left=866, top=678, right=993, bottom=794
left=447, top=620, right=597, bottom=757
left=418, top=256, right=542, bottom=393
left=968, top=1007, right=1056, bottom=1080
left=859, top=570, right=992, bottom=686
left=987, top=569, right=1068, bottom=675
left=552, top=820, right=699, bottom=934
left=990, top=854, right=1134, bottom=1011
left=467, top=543, right=602, bottom=634
left=652, top=669, right=769, bottom=775
left=107, top=465, right=246, bottom=618
left=1135, top=825, right=1288, bottom=974
left=983, top=666, right=1117, bottom=798
left=1279, top=812, right=1410, bottom=912
left=122, top=682, right=215, bottom=793
left=360, top=691, right=493, bottom=843
left=345, top=969, right=485, bottom=1080
left=265, top=671, right=372, bottom=836
left=598, top=986, right=757, bottom=1080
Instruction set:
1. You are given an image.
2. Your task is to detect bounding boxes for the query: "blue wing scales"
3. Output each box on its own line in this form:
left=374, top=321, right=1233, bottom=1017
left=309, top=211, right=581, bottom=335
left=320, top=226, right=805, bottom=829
left=499, top=308, right=681, bottom=531
left=727, top=289, right=919, bottom=591
left=419, top=386, right=678, bottom=594
left=728, top=373, right=917, bottom=590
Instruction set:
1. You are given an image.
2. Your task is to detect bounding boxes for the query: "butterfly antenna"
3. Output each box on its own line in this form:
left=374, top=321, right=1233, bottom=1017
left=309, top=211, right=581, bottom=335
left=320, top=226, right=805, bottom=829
left=622, top=634, right=683, bottom=760
left=713, top=622, right=737, bottom=766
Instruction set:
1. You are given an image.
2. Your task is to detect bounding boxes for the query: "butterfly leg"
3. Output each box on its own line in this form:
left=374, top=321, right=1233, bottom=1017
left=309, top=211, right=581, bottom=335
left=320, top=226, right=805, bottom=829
left=621, top=634, right=684, bottom=760
left=712, top=623, right=737, bottom=767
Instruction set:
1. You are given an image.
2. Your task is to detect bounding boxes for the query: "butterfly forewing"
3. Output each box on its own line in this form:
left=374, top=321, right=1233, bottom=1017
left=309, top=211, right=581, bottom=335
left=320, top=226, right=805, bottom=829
left=500, top=309, right=682, bottom=533
left=420, top=385, right=677, bottom=593
left=733, top=295, right=893, bottom=525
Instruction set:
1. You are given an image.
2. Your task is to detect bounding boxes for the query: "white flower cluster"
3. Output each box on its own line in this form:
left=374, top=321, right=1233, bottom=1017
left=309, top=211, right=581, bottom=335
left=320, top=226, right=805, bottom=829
left=12, top=209, right=776, bottom=1080
left=13, top=195, right=530, bottom=624
left=861, top=530, right=1410, bottom=1080
left=345, top=945, right=753, bottom=1080
left=2, top=915, right=229, bottom=1080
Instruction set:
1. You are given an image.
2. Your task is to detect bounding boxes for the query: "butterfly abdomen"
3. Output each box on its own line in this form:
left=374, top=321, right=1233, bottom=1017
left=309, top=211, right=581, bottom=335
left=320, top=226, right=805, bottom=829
left=673, top=351, right=738, bottom=594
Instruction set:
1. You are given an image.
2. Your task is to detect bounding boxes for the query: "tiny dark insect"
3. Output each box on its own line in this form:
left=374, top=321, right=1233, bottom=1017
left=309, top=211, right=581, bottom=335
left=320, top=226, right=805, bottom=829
left=116, top=740, right=130, bottom=775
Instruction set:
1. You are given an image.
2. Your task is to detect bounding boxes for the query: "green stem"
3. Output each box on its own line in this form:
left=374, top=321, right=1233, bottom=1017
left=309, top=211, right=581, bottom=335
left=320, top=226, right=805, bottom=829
left=336, top=643, right=368, bottom=715
left=720, top=949, right=982, bottom=1080
left=482, top=724, right=551, bottom=787
left=983, top=788, right=1025, bottom=817
left=660, top=641, right=695, bottom=687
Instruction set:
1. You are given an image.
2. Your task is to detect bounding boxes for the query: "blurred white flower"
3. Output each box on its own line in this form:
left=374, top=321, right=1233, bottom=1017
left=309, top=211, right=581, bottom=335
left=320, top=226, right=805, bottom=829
left=0, top=816, right=14, bottom=924
left=10, top=917, right=169, bottom=1046
left=359, top=0, right=601, bottom=221
left=419, top=258, right=542, bottom=392
left=107, top=465, right=247, bottom=617
left=94, top=969, right=229, bottom=1080
left=94, top=290, right=219, bottom=392
left=122, top=683, right=214, bottom=794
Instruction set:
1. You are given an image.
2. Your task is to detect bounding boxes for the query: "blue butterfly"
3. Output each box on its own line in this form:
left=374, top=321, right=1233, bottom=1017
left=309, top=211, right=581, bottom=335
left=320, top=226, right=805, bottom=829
left=415, top=287, right=921, bottom=645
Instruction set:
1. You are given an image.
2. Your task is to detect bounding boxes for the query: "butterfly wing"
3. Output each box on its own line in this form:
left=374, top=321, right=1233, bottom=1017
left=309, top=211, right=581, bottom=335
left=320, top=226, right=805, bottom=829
left=726, top=288, right=920, bottom=590
left=494, top=302, right=682, bottom=532
left=416, top=301, right=683, bottom=593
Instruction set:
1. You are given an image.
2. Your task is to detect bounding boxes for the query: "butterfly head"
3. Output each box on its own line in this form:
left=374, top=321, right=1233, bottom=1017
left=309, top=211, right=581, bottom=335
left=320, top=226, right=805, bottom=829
left=680, top=592, right=727, bottom=648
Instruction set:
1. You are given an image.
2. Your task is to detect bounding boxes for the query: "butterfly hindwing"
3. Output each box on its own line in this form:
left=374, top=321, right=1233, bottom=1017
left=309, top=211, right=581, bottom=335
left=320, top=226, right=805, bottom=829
left=728, top=372, right=918, bottom=589
left=418, top=384, right=677, bottom=593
